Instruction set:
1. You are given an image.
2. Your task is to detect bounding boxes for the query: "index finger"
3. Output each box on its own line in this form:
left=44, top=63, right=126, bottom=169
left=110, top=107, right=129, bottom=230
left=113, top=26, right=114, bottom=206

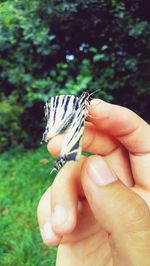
left=89, top=100, right=150, bottom=155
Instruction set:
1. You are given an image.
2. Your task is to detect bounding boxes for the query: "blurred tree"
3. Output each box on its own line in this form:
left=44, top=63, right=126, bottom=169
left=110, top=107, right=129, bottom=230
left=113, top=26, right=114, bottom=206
left=0, top=0, right=150, bottom=150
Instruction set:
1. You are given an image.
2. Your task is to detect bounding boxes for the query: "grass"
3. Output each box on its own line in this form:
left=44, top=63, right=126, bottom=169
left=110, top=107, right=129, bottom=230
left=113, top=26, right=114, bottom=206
left=0, top=145, right=57, bottom=266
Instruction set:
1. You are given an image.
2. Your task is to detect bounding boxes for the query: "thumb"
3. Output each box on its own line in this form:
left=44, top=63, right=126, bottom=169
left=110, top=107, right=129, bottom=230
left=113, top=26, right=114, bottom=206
left=81, top=156, right=150, bottom=265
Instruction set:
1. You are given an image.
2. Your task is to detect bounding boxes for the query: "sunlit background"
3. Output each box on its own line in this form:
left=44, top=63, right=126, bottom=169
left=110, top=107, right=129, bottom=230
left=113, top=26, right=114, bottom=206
left=0, top=1, right=150, bottom=265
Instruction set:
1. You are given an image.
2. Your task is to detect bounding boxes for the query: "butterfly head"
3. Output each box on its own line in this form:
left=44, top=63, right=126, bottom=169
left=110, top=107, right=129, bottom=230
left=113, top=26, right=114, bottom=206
left=81, top=90, right=99, bottom=102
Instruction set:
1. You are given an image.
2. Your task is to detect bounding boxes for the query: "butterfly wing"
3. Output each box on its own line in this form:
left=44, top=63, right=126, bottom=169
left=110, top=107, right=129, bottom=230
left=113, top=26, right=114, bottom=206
left=52, top=93, right=90, bottom=171
left=42, top=95, right=79, bottom=142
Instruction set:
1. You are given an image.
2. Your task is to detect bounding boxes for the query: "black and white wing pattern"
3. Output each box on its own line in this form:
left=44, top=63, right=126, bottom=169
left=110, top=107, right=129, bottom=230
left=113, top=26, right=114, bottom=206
left=42, top=95, right=79, bottom=142
left=52, top=92, right=91, bottom=172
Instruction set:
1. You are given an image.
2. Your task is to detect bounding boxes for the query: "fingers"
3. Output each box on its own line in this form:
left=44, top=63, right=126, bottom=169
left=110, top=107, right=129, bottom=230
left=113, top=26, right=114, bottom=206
left=89, top=100, right=150, bottom=154
left=89, top=100, right=150, bottom=189
left=37, top=159, right=84, bottom=246
left=51, top=161, right=83, bottom=235
left=47, top=122, right=119, bottom=157
left=37, top=187, right=62, bottom=246
left=48, top=122, right=133, bottom=187
left=81, top=155, right=150, bottom=265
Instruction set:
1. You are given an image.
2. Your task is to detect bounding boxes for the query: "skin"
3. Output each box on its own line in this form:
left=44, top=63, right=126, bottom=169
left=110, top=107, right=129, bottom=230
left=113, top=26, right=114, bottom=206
left=37, top=99, right=150, bottom=266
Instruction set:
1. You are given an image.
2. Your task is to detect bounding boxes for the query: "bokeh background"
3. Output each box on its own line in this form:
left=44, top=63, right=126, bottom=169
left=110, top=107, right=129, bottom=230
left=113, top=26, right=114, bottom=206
left=0, top=1, right=150, bottom=265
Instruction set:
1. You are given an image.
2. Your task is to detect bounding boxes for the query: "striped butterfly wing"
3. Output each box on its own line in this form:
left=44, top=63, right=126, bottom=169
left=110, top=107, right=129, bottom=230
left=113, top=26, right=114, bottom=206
left=52, top=92, right=90, bottom=171
left=42, top=95, right=79, bottom=142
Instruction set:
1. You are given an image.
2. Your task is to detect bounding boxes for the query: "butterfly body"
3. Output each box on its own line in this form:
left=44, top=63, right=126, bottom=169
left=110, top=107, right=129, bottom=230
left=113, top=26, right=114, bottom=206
left=42, top=91, right=92, bottom=172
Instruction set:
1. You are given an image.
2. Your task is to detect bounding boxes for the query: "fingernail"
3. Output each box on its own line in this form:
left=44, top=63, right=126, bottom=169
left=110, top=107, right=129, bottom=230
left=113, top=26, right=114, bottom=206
left=87, top=157, right=117, bottom=186
left=90, top=99, right=102, bottom=106
left=41, top=222, right=60, bottom=244
left=89, top=99, right=110, bottom=119
left=52, top=205, right=68, bottom=227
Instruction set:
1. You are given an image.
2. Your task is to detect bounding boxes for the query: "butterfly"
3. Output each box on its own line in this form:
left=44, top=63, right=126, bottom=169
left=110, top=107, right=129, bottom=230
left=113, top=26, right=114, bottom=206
left=42, top=91, right=93, bottom=173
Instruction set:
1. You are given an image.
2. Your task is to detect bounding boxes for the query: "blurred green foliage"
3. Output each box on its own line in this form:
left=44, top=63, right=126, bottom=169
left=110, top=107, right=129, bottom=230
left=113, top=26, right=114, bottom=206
left=0, top=0, right=150, bottom=150
left=0, top=94, right=25, bottom=150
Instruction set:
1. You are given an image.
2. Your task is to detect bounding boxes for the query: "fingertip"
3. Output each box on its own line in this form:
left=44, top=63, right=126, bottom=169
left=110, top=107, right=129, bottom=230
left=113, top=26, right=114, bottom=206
left=89, top=99, right=137, bottom=128
left=51, top=205, right=77, bottom=235
left=47, top=136, right=62, bottom=156
left=40, top=222, right=62, bottom=246
left=90, top=98, right=104, bottom=106
left=89, top=99, right=113, bottom=119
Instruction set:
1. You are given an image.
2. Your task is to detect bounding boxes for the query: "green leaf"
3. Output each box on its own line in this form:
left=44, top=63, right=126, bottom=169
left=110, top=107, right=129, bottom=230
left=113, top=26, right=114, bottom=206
left=93, top=53, right=106, bottom=62
left=89, top=47, right=98, bottom=53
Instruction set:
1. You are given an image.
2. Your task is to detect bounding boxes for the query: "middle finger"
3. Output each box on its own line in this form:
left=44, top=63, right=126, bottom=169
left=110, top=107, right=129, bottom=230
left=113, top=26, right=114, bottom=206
left=48, top=122, right=133, bottom=186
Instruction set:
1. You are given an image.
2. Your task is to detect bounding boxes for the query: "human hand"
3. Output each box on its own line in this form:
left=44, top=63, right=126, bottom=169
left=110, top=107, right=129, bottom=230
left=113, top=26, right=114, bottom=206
left=37, top=100, right=150, bottom=266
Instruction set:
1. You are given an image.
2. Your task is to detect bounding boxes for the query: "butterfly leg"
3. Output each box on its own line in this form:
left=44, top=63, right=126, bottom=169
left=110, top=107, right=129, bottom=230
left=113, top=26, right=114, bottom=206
left=50, top=156, right=66, bottom=173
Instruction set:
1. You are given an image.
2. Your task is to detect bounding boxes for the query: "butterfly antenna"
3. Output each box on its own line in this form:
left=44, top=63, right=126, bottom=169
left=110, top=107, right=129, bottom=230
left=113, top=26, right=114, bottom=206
left=89, top=89, right=99, bottom=98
